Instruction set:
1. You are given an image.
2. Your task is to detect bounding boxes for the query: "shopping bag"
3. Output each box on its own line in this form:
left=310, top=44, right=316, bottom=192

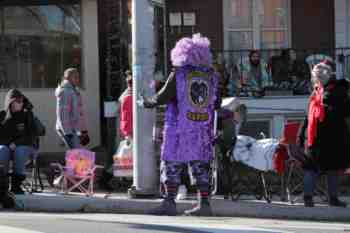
left=113, top=140, right=133, bottom=177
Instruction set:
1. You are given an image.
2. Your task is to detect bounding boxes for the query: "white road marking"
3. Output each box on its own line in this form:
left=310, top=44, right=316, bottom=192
left=0, top=225, right=44, bottom=233
left=0, top=213, right=349, bottom=233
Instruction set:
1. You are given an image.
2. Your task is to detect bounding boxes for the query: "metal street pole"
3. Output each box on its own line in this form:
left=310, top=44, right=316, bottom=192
left=163, top=0, right=168, bottom=76
left=129, top=0, right=158, bottom=197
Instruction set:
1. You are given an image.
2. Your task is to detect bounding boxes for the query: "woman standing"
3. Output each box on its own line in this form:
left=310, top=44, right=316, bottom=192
left=301, top=62, right=350, bottom=207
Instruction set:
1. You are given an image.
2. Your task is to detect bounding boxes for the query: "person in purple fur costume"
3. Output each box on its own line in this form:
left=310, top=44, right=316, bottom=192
left=140, top=34, right=219, bottom=216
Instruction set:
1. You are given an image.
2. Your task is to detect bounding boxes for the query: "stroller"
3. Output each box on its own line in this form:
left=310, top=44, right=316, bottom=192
left=213, top=97, right=285, bottom=203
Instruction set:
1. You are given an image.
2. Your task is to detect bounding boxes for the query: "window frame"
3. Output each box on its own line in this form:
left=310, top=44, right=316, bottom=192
left=0, top=0, right=83, bottom=90
left=223, top=0, right=292, bottom=50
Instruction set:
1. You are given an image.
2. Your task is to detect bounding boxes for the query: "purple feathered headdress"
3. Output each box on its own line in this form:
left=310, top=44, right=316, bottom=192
left=170, top=33, right=212, bottom=67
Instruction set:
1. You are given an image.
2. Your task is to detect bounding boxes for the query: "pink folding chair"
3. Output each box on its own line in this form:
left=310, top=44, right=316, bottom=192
left=51, top=149, right=102, bottom=196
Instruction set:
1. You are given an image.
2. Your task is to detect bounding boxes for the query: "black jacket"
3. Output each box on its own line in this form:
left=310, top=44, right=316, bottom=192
left=0, top=89, right=45, bottom=146
left=305, top=79, right=350, bottom=171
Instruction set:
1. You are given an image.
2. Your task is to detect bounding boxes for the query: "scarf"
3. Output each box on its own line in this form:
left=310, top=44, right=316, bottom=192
left=307, top=86, right=325, bottom=147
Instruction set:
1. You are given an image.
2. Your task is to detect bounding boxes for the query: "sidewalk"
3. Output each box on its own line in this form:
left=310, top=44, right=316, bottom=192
left=13, top=192, right=350, bottom=221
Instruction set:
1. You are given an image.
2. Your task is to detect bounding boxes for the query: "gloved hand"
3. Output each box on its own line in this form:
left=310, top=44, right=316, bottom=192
left=9, top=143, right=16, bottom=151
left=137, top=94, right=156, bottom=108
left=136, top=94, right=145, bottom=107
left=79, top=131, right=90, bottom=146
left=125, top=136, right=132, bottom=146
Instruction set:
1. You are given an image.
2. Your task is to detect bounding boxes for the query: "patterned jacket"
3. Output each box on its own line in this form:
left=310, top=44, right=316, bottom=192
left=238, top=58, right=273, bottom=91
left=55, top=80, right=87, bottom=135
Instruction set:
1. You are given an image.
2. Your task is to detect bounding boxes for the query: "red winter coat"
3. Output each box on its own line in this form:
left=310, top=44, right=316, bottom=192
left=119, top=89, right=133, bottom=138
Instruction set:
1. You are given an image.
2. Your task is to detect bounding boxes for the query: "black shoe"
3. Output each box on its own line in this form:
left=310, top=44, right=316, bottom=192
left=0, top=173, right=15, bottom=208
left=10, top=174, right=26, bottom=195
left=329, top=197, right=347, bottom=208
left=184, top=200, right=213, bottom=216
left=148, top=199, right=177, bottom=216
left=0, top=192, right=15, bottom=209
left=304, top=195, right=314, bottom=207
left=11, top=186, right=24, bottom=195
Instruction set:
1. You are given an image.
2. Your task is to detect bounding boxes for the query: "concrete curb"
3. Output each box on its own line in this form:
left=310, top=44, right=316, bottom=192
left=14, top=194, right=350, bottom=221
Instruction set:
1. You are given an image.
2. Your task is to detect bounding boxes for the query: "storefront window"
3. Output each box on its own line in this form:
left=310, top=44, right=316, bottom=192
left=0, top=2, right=81, bottom=88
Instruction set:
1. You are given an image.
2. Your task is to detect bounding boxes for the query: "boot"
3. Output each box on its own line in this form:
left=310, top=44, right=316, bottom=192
left=0, top=168, right=15, bottom=208
left=11, top=174, right=26, bottom=195
left=304, top=195, right=314, bottom=207
left=184, top=199, right=212, bottom=216
left=148, top=198, right=177, bottom=216
left=329, top=197, right=347, bottom=208
left=176, top=185, right=187, bottom=200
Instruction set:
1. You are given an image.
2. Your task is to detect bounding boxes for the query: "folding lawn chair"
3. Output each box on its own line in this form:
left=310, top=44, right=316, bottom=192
left=51, top=148, right=103, bottom=196
left=22, top=147, right=44, bottom=194
left=8, top=138, right=44, bottom=194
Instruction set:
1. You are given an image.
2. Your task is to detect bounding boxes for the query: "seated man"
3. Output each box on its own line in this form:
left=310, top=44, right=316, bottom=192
left=238, top=50, right=273, bottom=97
left=0, top=89, right=45, bottom=198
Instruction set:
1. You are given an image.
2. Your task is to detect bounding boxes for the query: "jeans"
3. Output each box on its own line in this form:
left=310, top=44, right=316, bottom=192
left=304, top=170, right=338, bottom=197
left=0, top=145, right=34, bottom=175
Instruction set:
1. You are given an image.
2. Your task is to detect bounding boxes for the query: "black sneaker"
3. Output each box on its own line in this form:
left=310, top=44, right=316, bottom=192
left=148, top=199, right=177, bottom=216
left=184, top=200, right=213, bottom=216
left=329, top=197, right=347, bottom=208
left=0, top=192, right=15, bottom=209
left=10, top=186, right=25, bottom=195
left=304, top=195, right=314, bottom=207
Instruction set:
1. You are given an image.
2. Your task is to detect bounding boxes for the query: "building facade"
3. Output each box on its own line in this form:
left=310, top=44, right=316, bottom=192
left=2, top=0, right=349, bottom=152
left=0, top=0, right=163, bottom=155
left=166, top=0, right=350, bottom=138
left=0, top=0, right=100, bottom=153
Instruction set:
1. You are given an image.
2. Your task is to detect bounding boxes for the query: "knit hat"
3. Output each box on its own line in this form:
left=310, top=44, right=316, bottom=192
left=311, top=62, right=334, bottom=86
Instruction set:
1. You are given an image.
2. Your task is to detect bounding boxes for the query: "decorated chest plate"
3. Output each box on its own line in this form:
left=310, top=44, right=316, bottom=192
left=186, top=71, right=212, bottom=121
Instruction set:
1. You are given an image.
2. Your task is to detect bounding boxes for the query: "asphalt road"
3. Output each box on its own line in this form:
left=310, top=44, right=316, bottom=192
left=0, top=212, right=349, bottom=233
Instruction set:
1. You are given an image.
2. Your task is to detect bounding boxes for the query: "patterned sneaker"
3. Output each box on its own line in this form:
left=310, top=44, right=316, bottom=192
left=148, top=199, right=177, bottom=216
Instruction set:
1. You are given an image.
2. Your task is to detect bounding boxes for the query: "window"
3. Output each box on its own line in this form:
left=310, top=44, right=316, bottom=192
left=224, top=0, right=290, bottom=50
left=0, top=1, right=81, bottom=88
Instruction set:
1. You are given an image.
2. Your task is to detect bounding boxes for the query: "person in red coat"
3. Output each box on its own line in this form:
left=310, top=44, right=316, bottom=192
left=300, top=62, right=349, bottom=208
left=98, top=71, right=133, bottom=191
left=119, top=70, right=133, bottom=141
